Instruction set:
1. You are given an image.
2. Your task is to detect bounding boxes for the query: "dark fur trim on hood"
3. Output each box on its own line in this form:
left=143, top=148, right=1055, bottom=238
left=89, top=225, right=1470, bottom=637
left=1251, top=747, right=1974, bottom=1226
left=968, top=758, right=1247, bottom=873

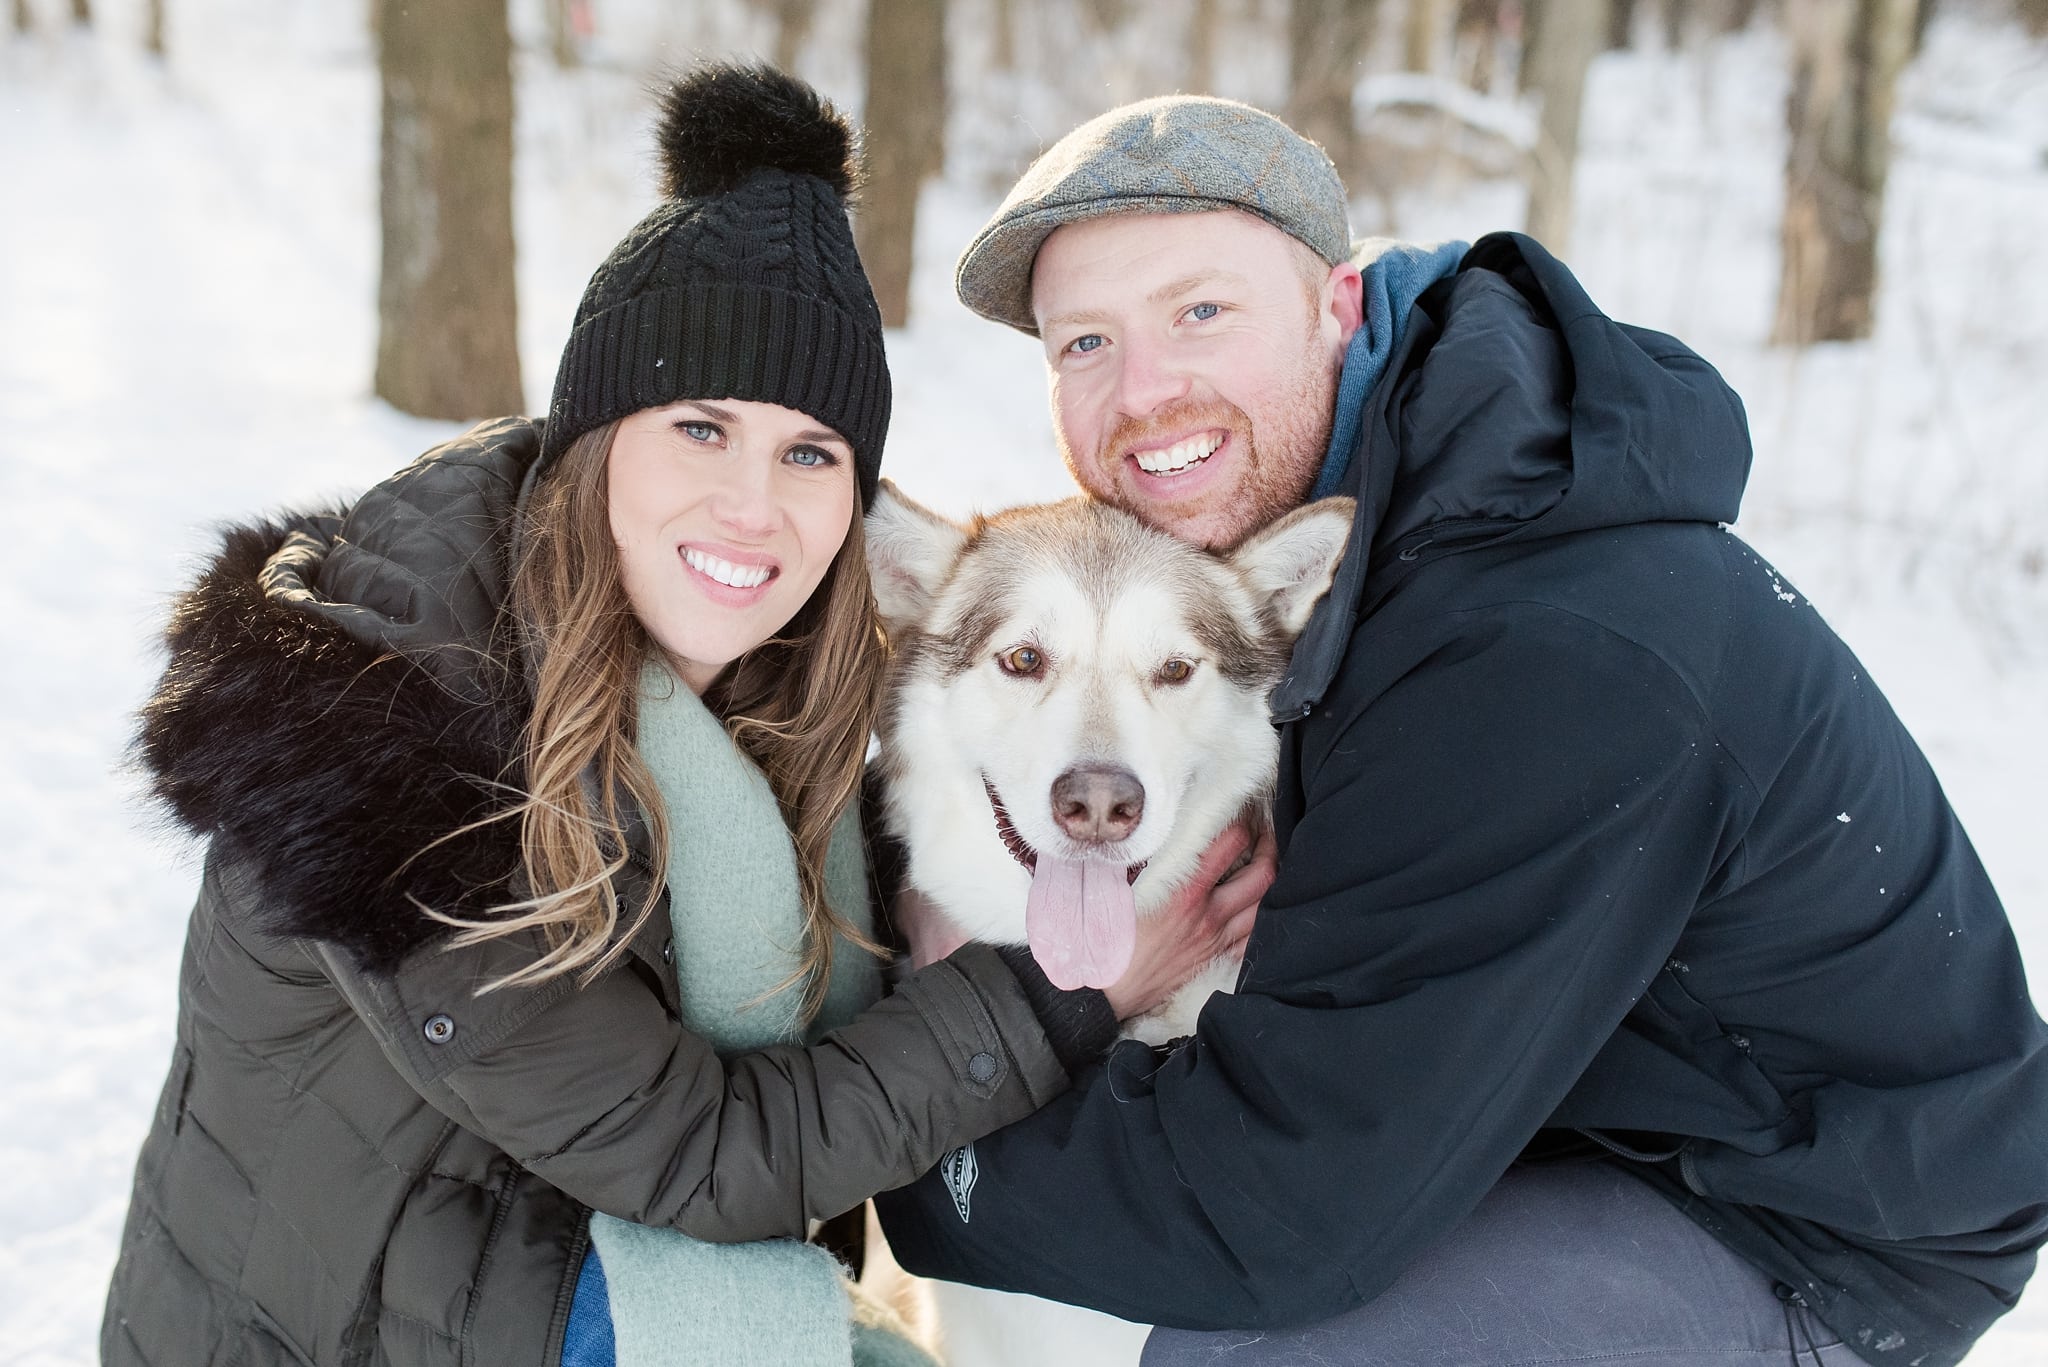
left=138, top=516, right=531, bottom=973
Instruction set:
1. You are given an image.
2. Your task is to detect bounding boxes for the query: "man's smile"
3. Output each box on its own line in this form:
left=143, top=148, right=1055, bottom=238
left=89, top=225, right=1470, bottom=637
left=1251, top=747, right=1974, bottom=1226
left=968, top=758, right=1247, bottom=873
left=1129, top=429, right=1225, bottom=477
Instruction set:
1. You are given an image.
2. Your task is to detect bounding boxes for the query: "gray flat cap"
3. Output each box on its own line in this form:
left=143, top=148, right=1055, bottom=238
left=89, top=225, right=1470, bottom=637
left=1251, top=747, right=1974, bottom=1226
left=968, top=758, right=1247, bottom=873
left=956, top=94, right=1351, bottom=335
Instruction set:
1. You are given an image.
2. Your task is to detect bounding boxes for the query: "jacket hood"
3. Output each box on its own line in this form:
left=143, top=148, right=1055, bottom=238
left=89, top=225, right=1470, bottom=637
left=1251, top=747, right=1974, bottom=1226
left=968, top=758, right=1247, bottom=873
left=1275, top=233, right=1752, bottom=719
left=137, top=418, right=542, bottom=970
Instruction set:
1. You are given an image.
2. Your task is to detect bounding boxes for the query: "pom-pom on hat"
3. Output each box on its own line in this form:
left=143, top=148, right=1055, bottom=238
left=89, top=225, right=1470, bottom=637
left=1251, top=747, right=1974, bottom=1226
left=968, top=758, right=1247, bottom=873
left=543, top=63, right=891, bottom=505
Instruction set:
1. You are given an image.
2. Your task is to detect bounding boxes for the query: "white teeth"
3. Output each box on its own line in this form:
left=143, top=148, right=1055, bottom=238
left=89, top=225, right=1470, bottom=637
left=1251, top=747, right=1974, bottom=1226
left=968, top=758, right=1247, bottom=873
left=1133, top=432, right=1221, bottom=475
left=683, top=547, right=772, bottom=589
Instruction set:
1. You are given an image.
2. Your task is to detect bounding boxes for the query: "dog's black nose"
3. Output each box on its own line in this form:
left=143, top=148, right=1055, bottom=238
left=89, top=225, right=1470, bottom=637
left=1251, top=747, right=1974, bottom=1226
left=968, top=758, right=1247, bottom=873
left=1050, top=765, right=1145, bottom=844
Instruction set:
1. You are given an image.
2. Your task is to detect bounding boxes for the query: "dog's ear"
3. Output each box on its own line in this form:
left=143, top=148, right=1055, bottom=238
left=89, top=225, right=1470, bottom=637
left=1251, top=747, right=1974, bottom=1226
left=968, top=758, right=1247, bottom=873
left=866, top=479, right=970, bottom=632
left=1228, top=496, right=1356, bottom=637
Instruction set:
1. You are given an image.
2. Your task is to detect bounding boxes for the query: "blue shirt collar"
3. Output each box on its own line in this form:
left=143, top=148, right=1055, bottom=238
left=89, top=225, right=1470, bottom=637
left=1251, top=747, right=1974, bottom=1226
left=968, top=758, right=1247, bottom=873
left=1308, top=238, right=1468, bottom=501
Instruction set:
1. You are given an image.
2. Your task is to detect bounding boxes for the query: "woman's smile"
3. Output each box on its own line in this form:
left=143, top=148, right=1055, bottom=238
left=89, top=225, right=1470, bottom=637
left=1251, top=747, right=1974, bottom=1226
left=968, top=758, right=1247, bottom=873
left=681, top=542, right=781, bottom=595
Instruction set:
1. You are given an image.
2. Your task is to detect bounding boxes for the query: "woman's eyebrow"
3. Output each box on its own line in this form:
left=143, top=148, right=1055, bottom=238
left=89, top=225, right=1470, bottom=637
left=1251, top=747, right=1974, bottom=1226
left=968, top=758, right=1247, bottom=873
left=672, top=399, right=843, bottom=446
left=675, top=399, right=736, bottom=422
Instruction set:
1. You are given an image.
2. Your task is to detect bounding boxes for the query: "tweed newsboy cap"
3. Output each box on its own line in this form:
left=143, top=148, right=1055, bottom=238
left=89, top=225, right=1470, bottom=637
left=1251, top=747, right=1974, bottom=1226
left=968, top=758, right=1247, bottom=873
left=956, top=94, right=1352, bottom=334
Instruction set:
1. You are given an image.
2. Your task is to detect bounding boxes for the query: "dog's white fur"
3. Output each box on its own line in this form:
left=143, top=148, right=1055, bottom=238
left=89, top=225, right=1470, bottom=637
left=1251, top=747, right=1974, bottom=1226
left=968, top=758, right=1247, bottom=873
left=865, top=483, right=1352, bottom=1367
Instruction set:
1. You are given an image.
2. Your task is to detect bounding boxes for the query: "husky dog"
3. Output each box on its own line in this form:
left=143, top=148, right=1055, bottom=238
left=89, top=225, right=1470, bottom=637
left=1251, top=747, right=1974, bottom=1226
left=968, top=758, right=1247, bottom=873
left=862, top=482, right=1352, bottom=1367
left=865, top=479, right=1355, bottom=1043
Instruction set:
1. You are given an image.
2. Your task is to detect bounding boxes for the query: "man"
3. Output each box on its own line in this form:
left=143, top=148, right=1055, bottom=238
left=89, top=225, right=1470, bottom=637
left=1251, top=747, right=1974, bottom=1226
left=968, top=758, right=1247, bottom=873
left=873, top=95, right=2048, bottom=1366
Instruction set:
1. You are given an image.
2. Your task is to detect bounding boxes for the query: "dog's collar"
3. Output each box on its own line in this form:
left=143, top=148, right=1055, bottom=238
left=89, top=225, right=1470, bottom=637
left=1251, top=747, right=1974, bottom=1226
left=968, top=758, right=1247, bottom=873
left=983, top=778, right=1145, bottom=885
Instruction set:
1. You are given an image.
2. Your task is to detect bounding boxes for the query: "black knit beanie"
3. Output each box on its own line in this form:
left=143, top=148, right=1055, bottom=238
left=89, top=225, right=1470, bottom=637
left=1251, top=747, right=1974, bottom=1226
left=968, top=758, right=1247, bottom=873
left=542, top=63, right=891, bottom=506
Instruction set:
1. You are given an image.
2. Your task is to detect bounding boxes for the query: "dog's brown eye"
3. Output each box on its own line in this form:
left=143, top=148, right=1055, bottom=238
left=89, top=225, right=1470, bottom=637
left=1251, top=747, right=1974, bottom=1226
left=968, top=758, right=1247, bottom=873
left=998, top=645, right=1045, bottom=677
left=1156, top=658, right=1195, bottom=685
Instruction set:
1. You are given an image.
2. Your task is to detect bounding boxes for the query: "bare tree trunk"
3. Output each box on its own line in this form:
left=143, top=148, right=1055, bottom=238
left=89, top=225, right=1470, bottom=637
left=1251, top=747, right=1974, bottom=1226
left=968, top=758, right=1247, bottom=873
left=990, top=0, right=1015, bottom=69
left=144, top=0, right=165, bottom=55
left=2022, top=0, right=2048, bottom=39
left=1405, top=0, right=1454, bottom=71
left=1287, top=0, right=1378, bottom=184
left=1080, top=0, right=1129, bottom=32
left=1771, top=0, right=1915, bottom=345
left=375, top=0, right=523, bottom=418
left=71, top=0, right=90, bottom=25
left=1520, top=0, right=1610, bottom=256
left=1654, top=0, right=1680, bottom=48
left=14, top=0, right=34, bottom=36
left=1608, top=0, right=1684, bottom=49
left=1455, top=0, right=1504, bottom=91
left=857, top=0, right=947, bottom=328
left=1683, top=0, right=1760, bottom=39
left=547, top=0, right=578, bottom=67
left=1607, top=0, right=1637, bottom=48
left=1188, top=0, right=1222, bottom=92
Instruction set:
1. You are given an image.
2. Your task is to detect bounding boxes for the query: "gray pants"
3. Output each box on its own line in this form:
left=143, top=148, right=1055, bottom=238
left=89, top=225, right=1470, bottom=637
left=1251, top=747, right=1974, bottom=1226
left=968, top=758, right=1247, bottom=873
left=1142, top=1159, right=1863, bottom=1367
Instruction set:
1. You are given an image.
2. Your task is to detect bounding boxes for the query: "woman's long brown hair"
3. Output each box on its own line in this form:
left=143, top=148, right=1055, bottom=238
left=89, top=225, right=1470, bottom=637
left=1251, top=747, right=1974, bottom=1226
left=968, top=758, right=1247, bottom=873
left=437, top=420, right=887, bottom=1021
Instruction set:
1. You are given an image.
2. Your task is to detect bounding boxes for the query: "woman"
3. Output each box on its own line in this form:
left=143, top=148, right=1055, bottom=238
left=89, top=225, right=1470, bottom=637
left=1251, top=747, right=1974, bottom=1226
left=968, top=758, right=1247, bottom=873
left=100, top=64, right=1262, bottom=1367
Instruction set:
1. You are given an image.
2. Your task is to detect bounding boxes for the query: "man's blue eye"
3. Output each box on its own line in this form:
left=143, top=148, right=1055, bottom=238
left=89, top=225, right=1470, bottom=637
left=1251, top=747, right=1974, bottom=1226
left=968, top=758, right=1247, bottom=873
left=1069, top=334, right=1105, bottom=355
left=1187, top=302, right=1220, bottom=321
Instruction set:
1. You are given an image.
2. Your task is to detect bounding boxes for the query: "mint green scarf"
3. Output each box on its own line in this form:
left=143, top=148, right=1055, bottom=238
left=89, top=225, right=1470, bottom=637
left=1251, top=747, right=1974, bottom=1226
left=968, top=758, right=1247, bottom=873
left=586, top=663, right=934, bottom=1367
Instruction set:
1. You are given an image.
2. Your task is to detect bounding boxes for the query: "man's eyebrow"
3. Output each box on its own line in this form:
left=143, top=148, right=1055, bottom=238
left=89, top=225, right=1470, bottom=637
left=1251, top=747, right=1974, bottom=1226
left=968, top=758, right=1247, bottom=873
left=1148, top=270, right=1246, bottom=302
left=1040, top=270, right=1252, bottom=334
left=1040, top=305, right=1113, bottom=335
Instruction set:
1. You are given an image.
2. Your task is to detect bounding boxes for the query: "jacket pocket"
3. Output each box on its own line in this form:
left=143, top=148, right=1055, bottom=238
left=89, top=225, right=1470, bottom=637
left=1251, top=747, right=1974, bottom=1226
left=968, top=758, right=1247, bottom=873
left=378, top=1160, right=501, bottom=1343
left=1634, top=965, right=1808, bottom=1165
left=1551, top=960, right=1807, bottom=1177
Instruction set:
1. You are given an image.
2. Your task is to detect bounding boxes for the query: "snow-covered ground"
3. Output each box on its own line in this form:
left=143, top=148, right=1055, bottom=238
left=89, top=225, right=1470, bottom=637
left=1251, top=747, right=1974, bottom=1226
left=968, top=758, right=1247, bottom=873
left=2, top=1, right=2043, bottom=1361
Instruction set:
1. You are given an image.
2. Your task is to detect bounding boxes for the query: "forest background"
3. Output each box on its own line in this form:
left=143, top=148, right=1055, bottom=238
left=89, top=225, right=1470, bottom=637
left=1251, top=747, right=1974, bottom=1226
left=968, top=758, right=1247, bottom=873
left=3, top=0, right=2046, bottom=1360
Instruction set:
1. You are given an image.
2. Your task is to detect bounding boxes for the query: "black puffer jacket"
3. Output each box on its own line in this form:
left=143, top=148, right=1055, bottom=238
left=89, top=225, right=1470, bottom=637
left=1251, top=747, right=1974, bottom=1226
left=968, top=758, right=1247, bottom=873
left=101, top=418, right=1074, bottom=1366
left=876, top=235, right=2048, bottom=1367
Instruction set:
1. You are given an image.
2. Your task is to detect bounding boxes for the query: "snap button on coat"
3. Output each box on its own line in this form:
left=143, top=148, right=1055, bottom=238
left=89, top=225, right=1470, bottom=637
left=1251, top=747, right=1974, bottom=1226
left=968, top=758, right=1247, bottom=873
left=662, top=938, right=675, bottom=965
left=966, top=1051, right=998, bottom=1084
left=423, top=1013, right=456, bottom=1045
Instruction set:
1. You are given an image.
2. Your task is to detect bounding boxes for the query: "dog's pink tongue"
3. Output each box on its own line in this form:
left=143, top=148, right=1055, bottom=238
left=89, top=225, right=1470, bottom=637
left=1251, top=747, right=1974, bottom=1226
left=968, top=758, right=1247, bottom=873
left=1025, top=855, right=1137, bottom=991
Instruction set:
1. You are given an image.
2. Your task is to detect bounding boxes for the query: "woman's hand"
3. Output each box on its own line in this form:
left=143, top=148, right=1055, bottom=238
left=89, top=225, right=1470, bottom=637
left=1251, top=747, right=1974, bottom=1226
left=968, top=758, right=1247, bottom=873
left=1103, top=816, right=1276, bottom=1022
left=895, top=887, right=970, bottom=970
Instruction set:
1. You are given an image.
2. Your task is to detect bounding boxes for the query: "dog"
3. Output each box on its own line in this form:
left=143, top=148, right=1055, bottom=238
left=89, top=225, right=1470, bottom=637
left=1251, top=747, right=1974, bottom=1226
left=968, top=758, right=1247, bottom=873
left=862, top=480, right=1353, bottom=1367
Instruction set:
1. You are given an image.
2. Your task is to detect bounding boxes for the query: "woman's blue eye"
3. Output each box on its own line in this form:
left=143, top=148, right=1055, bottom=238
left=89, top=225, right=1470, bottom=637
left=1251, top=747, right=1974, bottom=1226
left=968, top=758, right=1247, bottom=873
left=679, top=421, right=720, bottom=442
left=787, top=446, right=839, bottom=468
left=1186, top=302, right=1220, bottom=322
left=1068, top=334, right=1105, bottom=355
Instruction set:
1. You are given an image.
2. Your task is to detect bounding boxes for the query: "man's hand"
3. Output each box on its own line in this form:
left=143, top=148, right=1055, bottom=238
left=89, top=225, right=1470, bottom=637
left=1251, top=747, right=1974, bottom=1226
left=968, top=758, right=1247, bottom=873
left=1104, top=816, right=1275, bottom=1022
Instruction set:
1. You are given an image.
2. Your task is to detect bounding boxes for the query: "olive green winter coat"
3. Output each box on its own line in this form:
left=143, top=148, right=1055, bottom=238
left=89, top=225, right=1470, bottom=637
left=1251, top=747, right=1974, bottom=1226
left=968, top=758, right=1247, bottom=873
left=101, top=418, right=1071, bottom=1366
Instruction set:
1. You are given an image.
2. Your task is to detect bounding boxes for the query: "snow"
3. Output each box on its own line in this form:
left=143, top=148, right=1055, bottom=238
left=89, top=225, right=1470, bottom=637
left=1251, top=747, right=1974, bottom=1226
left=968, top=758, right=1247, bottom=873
left=2, top=1, right=2044, bottom=1361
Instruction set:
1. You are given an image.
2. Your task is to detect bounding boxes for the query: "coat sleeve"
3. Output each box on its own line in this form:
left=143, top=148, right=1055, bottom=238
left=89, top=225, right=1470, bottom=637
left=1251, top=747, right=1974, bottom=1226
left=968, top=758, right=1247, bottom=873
left=874, top=605, right=1734, bottom=1329
left=301, top=923, right=1071, bottom=1244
